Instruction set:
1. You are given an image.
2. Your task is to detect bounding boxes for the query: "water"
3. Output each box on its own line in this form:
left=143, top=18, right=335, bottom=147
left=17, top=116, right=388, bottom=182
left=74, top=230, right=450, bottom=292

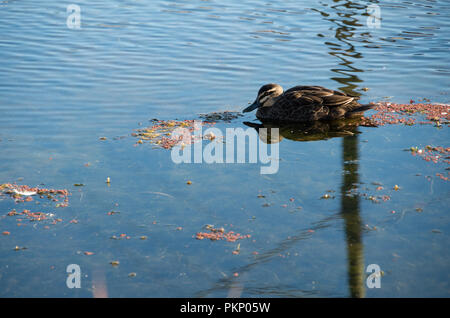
left=0, top=0, right=449, bottom=297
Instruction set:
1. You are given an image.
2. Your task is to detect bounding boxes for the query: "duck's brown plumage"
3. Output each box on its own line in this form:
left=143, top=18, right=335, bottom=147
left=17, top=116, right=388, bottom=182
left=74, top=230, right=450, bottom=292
left=251, top=84, right=373, bottom=122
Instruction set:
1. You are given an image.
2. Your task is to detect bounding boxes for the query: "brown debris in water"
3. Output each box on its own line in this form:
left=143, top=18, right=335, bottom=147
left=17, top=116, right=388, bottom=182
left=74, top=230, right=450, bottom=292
left=195, top=226, right=250, bottom=242
left=6, top=208, right=61, bottom=223
left=0, top=183, right=70, bottom=206
left=409, top=145, right=450, bottom=181
left=361, top=102, right=450, bottom=126
left=1, top=184, right=71, bottom=228
left=132, top=119, right=217, bottom=149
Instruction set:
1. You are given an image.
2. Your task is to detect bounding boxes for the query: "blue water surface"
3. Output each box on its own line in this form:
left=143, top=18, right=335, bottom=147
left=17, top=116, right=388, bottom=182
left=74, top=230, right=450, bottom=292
left=0, top=0, right=449, bottom=297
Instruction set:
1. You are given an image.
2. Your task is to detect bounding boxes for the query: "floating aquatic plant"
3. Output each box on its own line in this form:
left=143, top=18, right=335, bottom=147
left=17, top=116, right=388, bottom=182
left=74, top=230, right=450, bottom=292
left=409, top=145, right=450, bottom=181
left=195, top=226, right=250, bottom=242
left=132, top=119, right=209, bottom=149
left=361, top=102, right=450, bottom=126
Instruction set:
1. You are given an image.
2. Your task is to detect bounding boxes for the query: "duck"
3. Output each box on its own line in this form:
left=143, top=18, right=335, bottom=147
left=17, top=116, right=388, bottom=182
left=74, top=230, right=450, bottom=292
left=243, top=83, right=374, bottom=122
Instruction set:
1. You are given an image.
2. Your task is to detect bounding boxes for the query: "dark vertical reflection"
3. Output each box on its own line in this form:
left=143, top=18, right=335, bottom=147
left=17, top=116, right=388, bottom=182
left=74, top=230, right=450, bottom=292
left=201, top=1, right=373, bottom=298
left=314, top=0, right=369, bottom=297
left=340, top=135, right=365, bottom=298
left=312, top=0, right=375, bottom=96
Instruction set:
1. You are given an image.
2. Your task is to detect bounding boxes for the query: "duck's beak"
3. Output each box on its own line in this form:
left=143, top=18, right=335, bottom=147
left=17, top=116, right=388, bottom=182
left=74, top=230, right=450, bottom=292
left=243, top=100, right=259, bottom=113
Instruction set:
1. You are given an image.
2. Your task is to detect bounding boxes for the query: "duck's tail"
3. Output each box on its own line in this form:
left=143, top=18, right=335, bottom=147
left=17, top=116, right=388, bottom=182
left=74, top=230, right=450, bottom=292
left=346, top=103, right=376, bottom=118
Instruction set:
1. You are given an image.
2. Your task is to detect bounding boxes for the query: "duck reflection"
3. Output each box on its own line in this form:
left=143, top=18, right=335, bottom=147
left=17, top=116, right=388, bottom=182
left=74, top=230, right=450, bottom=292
left=243, top=118, right=363, bottom=144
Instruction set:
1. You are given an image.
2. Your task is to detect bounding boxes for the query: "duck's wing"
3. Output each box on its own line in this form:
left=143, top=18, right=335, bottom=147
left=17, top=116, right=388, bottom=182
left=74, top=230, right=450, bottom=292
left=278, top=90, right=323, bottom=108
left=284, top=86, right=357, bottom=108
left=273, top=90, right=329, bottom=121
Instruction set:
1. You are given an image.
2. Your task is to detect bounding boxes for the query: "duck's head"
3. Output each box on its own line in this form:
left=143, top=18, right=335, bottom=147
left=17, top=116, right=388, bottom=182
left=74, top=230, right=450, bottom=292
left=243, top=83, right=283, bottom=113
